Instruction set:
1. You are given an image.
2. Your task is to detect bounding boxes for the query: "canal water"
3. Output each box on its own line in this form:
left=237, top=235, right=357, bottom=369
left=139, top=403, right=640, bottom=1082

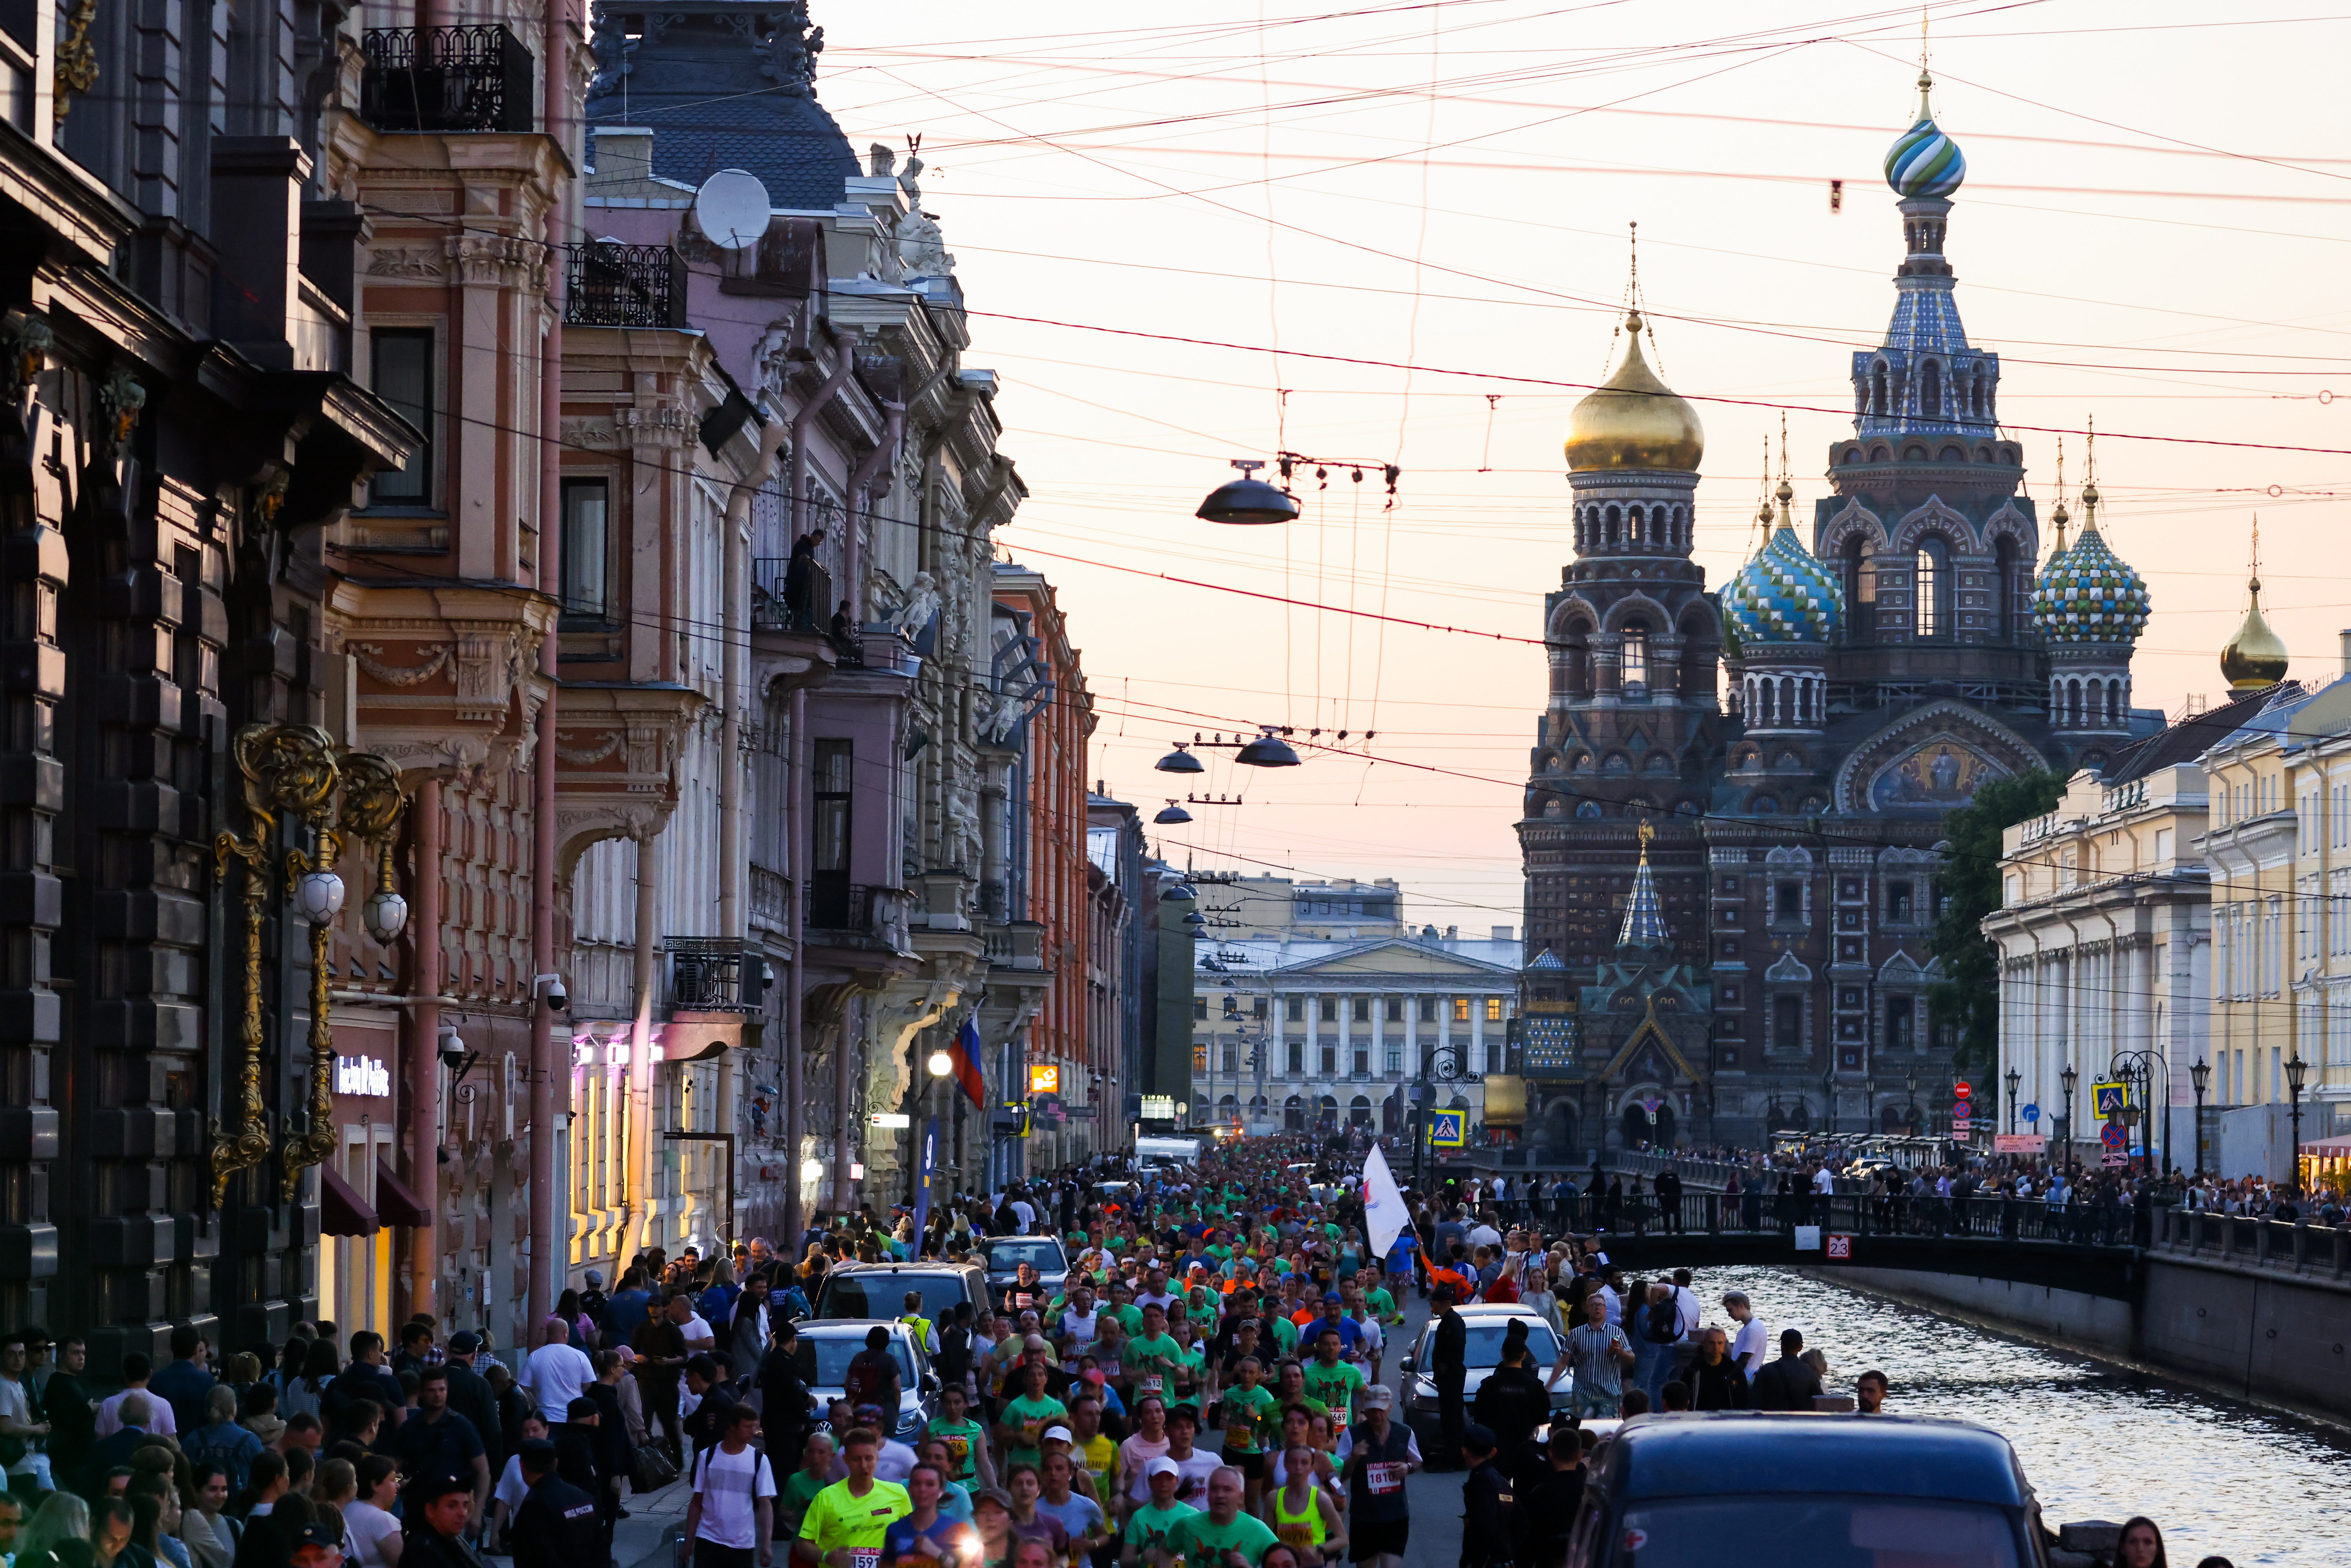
left=1704, top=1265, right=2351, bottom=1566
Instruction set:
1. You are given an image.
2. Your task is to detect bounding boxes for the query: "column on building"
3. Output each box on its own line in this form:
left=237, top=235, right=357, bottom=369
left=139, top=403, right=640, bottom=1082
left=1471, top=995, right=1486, bottom=1078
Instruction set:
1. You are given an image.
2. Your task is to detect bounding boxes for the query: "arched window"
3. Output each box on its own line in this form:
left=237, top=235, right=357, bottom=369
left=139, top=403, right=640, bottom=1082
left=1972, top=366, right=1988, bottom=419
left=1993, top=537, right=2016, bottom=639
left=1914, top=537, right=1950, bottom=638
left=1920, top=360, right=1942, bottom=419
left=1672, top=505, right=1686, bottom=549
left=1622, top=625, right=1650, bottom=691
left=1842, top=536, right=1874, bottom=642
left=1871, top=362, right=1889, bottom=417
left=1627, top=505, right=1645, bottom=545
left=1604, top=505, right=1621, bottom=546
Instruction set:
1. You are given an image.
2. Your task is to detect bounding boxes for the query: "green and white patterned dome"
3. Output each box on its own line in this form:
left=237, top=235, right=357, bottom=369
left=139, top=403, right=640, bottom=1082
left=2034, top=499, right=2148, bottom=644
left=1884, top=69, right=1965, bottom=199
left=1725, top=485, right=1843, bottom=645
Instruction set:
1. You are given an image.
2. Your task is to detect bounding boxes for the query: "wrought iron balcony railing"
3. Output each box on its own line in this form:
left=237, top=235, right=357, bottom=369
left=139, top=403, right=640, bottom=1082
left=564, top=243, right=688, bottom=329
left=751, top=557, right=832, bottom=633
left=664, top=937, right=758, bottom=1012
left=359, top=25, right=535, bottom=134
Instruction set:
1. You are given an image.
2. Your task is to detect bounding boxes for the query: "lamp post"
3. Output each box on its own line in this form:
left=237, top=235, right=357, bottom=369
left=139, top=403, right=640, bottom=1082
left=2189, top=1058, right=2211, bottom=1178
left=1821, top=1069, right=1836, bottom=1140
left=2286, top=1052, right=2309, bottom=1192
left=2005, top=1067, right=2021, bottom=1135
left=1905, top=1071, right=1919, bottom=1136
left=2059, top=1063, right=2079, bottom=1171
left=923, top=1048, right=954, bottom=1210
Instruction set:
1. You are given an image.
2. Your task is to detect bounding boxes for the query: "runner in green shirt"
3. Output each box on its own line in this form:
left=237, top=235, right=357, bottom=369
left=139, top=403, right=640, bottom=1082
left=1213, top=1358, right=1278, bottom=1512
left=924, top=1387, right=992, bottom=1488
left=798, top=1432, right=912, bottom=1568
left=1119, top=1461, right=1199, bottom=1568
left=776, top=1431, right=839, bottom=1543
left=1363, top=1283, right=1399, bottom=1325
left=1168, top=1469, right=1279, bottom=1568
left=1300, top=1331, right=1365, bottom=1422
left=1124, top=1306, right=1183, bottom=1405
left=996, top=1359, right=1070, bottom=1474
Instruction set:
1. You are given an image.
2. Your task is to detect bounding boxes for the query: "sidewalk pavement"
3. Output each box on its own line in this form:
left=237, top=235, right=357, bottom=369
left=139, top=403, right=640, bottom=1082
left=481, top=1472, right=694, bottom=1568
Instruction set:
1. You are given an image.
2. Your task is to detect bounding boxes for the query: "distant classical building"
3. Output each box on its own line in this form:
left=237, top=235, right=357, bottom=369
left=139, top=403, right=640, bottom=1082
left=1985, top=690, right=2275, bottom=1165
left=1193, top=933, right=1520, bottom=1136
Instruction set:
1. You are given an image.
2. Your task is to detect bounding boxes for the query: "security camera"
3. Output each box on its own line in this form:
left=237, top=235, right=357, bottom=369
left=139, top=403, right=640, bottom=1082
left=437, top=1023, right=465, bottom=1065
left=534, top=972, right=568, bottom=1011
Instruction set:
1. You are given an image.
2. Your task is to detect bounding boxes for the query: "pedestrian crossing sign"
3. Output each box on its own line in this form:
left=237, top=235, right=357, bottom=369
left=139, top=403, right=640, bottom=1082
left=1428, top=1110, right=1467, bottom=1148
left=2093, top=1080, right=2129, bottom=1116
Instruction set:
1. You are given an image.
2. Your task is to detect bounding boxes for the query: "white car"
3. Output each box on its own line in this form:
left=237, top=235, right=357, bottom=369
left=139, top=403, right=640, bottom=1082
left=789, top=1319, right=937, bottom=1444
left=1396, top=1305, right=1571, bottom=1443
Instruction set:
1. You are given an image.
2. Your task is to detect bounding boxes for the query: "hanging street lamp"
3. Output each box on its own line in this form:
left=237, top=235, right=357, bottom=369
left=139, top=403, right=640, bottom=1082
left=1195, top=460, right=1301, bottom=525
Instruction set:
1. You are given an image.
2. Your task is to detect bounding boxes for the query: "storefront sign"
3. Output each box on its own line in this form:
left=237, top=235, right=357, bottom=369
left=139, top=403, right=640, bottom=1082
left=1028, top=1064, right=1062, bottom=1094
left=334, top=1055, right=391, bottom=1097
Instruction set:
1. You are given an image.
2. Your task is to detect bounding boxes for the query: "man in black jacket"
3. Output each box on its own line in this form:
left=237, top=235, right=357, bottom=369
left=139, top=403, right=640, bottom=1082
left=1653, top=1167, right=1683, bottom=1234
left=1513, top=1426, right=1585, bottom=1568
left=587, top=1353, right=632, bottom=1521
left=1428, top=1287, right=1467, bottom=1474
left=1457, top=1424, right=1514, bottom=1568
left=512, top=1438, right=603, bottom=1568
left=442, top=1334, right=505, bottom=1480
left=1748, top=1330, right=1824, bottom=1411
left=1685, top=1328, right=1751, bottom=1412
left=1468, top=1325, right=1550, bottom=1490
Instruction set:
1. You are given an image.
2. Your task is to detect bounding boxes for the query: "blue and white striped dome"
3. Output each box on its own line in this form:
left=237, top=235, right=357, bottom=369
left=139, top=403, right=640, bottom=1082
left=1726, top=517, right=1843, bottom=645
left=1885, top=114, right=1965, bottom=199
left=2034, top=521, right=2148, bottom=644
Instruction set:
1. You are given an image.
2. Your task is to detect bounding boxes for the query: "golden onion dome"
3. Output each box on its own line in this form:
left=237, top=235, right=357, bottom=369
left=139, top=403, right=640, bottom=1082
left=2221, top=574, right=2289, bottom=690
left=1565, top=310, right=1705, bottom=474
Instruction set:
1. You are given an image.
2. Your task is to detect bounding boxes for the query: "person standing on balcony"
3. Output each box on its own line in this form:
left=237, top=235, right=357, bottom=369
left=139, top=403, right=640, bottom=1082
left=784, top=527, right=826, bottom=626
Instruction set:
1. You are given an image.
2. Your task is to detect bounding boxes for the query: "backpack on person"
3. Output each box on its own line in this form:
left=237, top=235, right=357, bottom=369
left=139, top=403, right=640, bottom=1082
left=1642, top=1296, right=1681, bottom=1346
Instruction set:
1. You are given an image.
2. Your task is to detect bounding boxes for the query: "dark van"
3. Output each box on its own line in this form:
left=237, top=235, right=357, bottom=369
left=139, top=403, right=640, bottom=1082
left=1564, top=1414, right=2047, bottom=1568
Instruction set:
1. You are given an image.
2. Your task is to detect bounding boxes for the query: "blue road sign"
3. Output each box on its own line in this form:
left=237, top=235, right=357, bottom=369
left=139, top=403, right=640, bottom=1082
left=2021, top=1103, right=2040, bottom=1124
left=2101, top=1120, right=2128, bottom=1149
left=1428, top=1110, right=1467, bottom=1148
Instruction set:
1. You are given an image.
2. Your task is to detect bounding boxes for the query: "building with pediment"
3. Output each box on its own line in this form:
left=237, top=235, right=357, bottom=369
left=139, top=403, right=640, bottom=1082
left=1192, top=932, right=1521, bottom=1138
left=1519, top=62, right=2161, bottom=1152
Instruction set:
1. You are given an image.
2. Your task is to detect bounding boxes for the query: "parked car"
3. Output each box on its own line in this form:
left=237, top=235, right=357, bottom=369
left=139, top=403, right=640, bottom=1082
left=813, top=1260, right=986, bottom=1328
left=1562, top=1414, right=2047, bottom=1567
left=789, top=1318, right=938, bottom=1444
left=1396, top=1304, right=1570, bottom=1446
left=978, top=1235, right=1069, bottom=1313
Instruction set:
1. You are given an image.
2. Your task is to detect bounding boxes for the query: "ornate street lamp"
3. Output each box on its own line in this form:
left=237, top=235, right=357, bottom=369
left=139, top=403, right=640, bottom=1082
left=2005, top=1067, right=2022, bottom=1135
left=2189, top=1058, right=2212, bottom=1178
left=2286, top=1052, right=2309, bottom=1191
left=2059, top=1063, right=2079, bottom=1168
left=1821, top=1069, right=1835, bottom=1139
left=1905, top=1071, right=1919, bottom=1135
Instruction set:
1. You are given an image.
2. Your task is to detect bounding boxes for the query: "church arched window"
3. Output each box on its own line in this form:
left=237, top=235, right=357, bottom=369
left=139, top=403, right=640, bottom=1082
left=1994, top=537, right=2016, bottom=639
left=1627, top=505, right=1645, bottom=545
left=1920, top=360, right=1943, bottom=419
left=1621, top=624, right=1650, bottom=691
left=1604, top=505, right=1621, bottom=546
left=1871, top=362, right=1889, bottom=417
left=1914, top=537, right=1950, bottom=638
left=1972, top=365, right=1988, bottom=419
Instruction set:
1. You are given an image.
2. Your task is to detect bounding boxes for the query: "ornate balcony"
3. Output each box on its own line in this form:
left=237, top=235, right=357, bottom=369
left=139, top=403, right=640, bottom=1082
left=804, top=880, right=914, bottom=953
left=985, top=921, right=1046, bottom=970
left=564, top=243, right=687, bottom=329
left=751, top=557, right=830, bottom=633
left=664, top=937, right=762, bottom=1012
left=359, top=25, right=535, bottom=134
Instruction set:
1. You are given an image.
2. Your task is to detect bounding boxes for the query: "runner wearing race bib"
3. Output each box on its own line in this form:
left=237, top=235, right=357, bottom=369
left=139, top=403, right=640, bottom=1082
left=798, top=1428, right=911, bottom=1568
left=1212, top=1357, right=1277, bottom=1512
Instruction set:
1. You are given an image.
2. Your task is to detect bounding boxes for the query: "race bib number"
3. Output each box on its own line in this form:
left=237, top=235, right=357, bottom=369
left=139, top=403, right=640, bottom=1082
left=1367, top=1463, right=1405, bottom=1496
left=1226, top=1424, right=1253, bottom=1451
left=853, top=1552, right=881, bottom=1568
left=1141, top=1375, right=1164, bottom=1394
left=1278, top=1525, right=1314, bottom=1549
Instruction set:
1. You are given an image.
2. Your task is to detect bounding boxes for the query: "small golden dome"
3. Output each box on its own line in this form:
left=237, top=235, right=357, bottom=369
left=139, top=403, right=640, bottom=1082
left=1565, top=310, right=1705, bottom=473
left=2221, top=577, right=2289, bottom=690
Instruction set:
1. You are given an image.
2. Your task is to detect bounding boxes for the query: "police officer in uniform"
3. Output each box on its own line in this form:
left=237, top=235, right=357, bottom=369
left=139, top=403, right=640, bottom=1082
left=401, top=1471, right=493, bottom=1568
left=1458, top=1423, right=1514, bottom=1568
left=513, top=1437, right=605, bottom=1568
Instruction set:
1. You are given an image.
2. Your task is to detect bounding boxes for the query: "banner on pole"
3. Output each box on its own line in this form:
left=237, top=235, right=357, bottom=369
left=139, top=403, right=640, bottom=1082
left=912, top=1117, right=939, bottom=1246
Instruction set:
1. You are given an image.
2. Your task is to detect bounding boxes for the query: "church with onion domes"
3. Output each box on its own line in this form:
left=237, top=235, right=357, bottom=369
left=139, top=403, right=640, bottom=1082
left=1512, top=63, right=2171, bottom=1155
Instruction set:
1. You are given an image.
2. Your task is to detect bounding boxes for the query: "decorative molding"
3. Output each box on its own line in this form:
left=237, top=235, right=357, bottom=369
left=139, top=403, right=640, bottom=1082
left=366, top=247, right=447, bottom=280
left=351, top=642, right=454, bottom=687
left=617, top=406, right=696, bottom=450
left=559, top=417, right=616, bottom=448
left=445, top=234, right=548, bottom=291
left=555, top=730, right=624, bottom=766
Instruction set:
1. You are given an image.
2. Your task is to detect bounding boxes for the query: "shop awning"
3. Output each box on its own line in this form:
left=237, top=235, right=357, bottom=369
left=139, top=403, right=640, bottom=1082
left=320, top=1164, right=379, bottom=1237
left=374, top=1160, right=431, bottom=1227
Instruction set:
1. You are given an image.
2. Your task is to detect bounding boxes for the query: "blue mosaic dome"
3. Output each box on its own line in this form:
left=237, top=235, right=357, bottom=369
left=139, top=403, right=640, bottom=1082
left=2034, top=522, right=2148, bottom=644
left=1726, top=520, right=1843, bottom=646
left=1885, top=113, right=1965, bottom=199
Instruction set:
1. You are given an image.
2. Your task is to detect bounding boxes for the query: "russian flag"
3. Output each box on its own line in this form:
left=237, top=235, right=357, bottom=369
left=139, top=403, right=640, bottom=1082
left=949, top=1015, right=988, bottom=1110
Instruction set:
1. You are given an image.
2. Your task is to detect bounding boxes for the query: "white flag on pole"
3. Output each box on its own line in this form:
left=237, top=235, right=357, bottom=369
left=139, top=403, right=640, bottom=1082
left=1360, top=1143, right=1410, bottom=1260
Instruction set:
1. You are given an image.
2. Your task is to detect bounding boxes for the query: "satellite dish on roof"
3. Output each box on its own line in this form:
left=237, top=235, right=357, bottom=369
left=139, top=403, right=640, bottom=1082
left=693, top=169, right=771, bottom=251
